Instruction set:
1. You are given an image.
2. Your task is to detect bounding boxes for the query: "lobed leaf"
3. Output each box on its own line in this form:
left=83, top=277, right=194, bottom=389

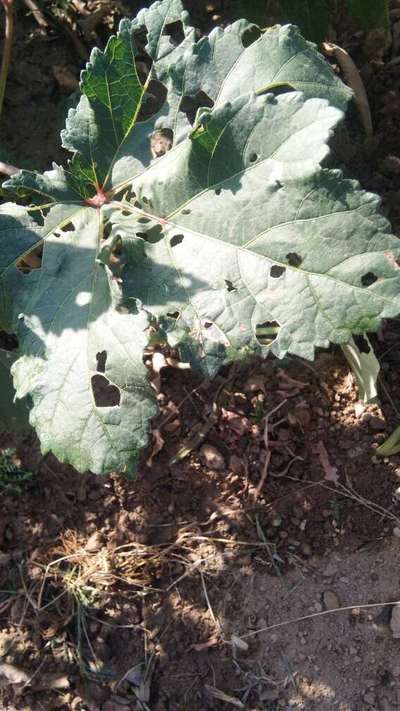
left=0, top=0, right=397, bottom=474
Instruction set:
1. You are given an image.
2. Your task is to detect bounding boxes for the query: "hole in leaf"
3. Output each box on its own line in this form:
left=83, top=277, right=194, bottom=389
left=361, top=272, right=378, bottom=287
left=91, top=374, right=120, bottom=407
left=353, top=334, right=371, bottom=354
left=96, top=350, right=107, bottom=373
left=134, top=41, right=152, bottom=84
left=249, top=153, right=258, bottom=163
left=114, top=185, right=136, bottom=203
left=181, top=208, right=191, bottom=215
left=215, top=188, right=221, bottom=196
left=30, top=210, right=44, bottom=227
left=133, top=25, right=149, bottom=54
left=103, top=221, right=112, bottom=239
left=138, top=79, right=168, bottom=121
left=179, top=91, right=214, bottom=125
left=167, top=311, right=180, bottom=320
left=109, top=240, right=122, bottom=276
left=112, top=238, right=122, bottom=256
left=255, top=320, right=280, bottom=346
left=138, top=217, right=151, bottom=224
left=225, top=279, right=236, bottom=292
left=170, top=234, right=184, bottom=248
left=241, top=25, right=262, bottom=47
left=0, top=331, right=18, bottom=351
left=60, top=221, right=75, bottom=232
left=142, top=196, right=150, bottom=205
left=16, top=246, right=42, bottom=273
left=42, top=206, right=50, bottom=217
left=286, top=252, right=303, bottom=268
left=121, top=210, right=131, bottom=217
left=203, top=321, right=213, bottom=329
left=150, top=128, right=174, bottom=158
left=163, top=20, right=185, bottom=46
left=137, top=225, right=163, bottom=244
left=270, top=265, right=286, bottom=278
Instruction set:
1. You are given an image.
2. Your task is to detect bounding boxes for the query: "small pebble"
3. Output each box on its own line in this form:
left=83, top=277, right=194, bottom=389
left=301, top=542, right=312, bottom=556
left=363, top=692, right=375, bottom=705
left=199, top=444, right=225, bottom=470
left=323, top=589, right=341, bottom=610
left=369, top=416, right=386, bottom=431
left=322, top=562, right=338, bottom=577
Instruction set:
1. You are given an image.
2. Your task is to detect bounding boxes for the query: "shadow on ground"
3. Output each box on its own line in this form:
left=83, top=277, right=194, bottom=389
left=1, top=350, right=400, bottom=709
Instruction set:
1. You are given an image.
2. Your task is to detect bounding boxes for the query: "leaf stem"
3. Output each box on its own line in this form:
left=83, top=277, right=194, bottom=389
left=0, top=0, right=14, bottom=124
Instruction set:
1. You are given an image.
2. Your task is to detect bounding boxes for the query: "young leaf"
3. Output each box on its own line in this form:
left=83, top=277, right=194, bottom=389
left=0, top=349, right=30, bottom=431
left=377, top=426, right=400, bottom=457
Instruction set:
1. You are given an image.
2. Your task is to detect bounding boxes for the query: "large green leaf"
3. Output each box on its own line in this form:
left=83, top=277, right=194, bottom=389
left=113, top=96, right=400, bottom=368
left=0, top=0, right=397, bottom=474
left=8, top=209, right=158, bottom=474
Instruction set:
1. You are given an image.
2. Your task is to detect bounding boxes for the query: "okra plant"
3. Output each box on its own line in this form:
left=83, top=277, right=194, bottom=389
left=1, top=0, right=400, bottom=475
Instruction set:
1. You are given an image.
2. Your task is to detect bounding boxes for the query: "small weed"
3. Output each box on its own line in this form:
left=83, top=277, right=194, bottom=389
left=251, top=401, right=265, bottom=424
left=329, top=498, right=346, bottom=525
left=0, top=448, right=33, bottom=494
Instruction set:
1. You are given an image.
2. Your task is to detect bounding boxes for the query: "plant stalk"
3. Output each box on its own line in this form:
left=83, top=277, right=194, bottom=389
left=0, top=0, right=14, bottom=124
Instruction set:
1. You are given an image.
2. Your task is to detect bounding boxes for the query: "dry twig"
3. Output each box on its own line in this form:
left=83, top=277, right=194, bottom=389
left=255, top=399, right=287, bottom=496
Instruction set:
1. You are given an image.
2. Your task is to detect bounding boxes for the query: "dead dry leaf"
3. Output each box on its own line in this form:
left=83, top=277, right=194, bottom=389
left=192, top=634, right=221, bottom=651
left=0, top=663, right=30, bottom=686
left=34, top=673, right=70, bottom=691
left=146, top=428, right=165, bottom=466
left=231, top=634, right=249, bottom=652
left=313, top=441, right=339, bottom=484
left=323, top=42, right=373, bottom=136
left=277, top=369, right=307, bottom=389
left=205, top=684, right=244, bottom=708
